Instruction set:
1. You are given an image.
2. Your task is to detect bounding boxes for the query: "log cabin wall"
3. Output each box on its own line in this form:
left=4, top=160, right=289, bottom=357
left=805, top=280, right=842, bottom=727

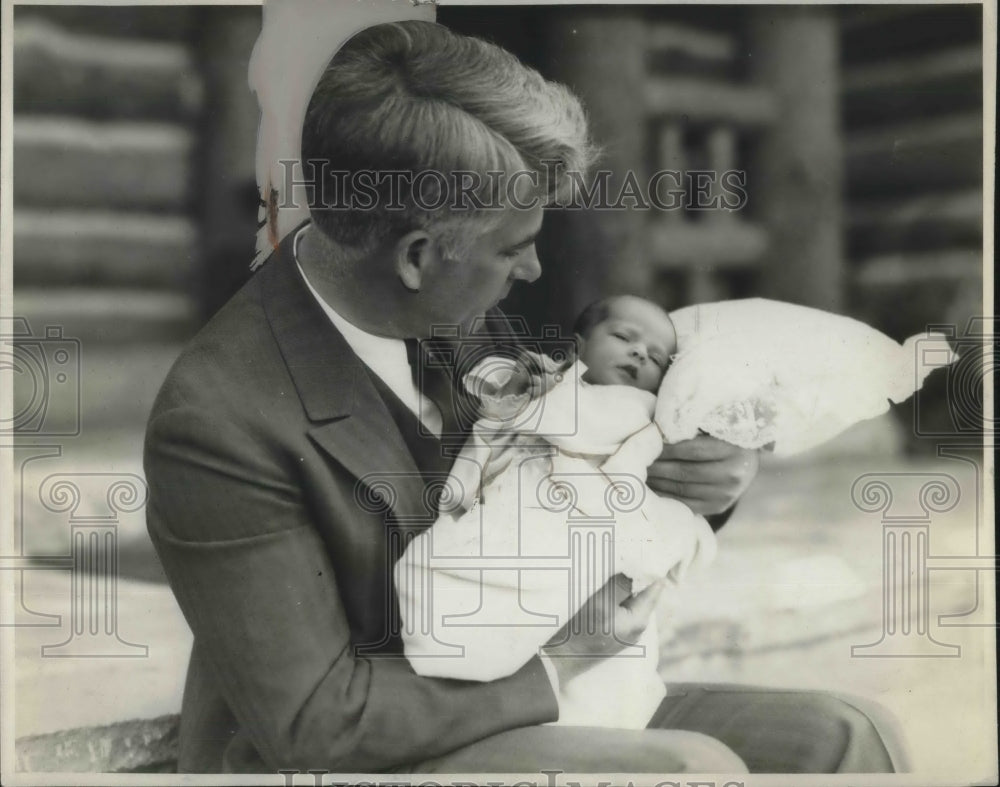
left=839, top=5, right=985, bottom=445
left=12, top=6, right=202, bottom=438
left=444, top=6, right=849, bottom=328
left=839, top=4, right=984, bottom=341
left=11, top=5, right=259, bottom=438
left=13, top=6, right=202, bottom=343
left=11, top=5, right=984, bottom=440
left=443, top=5, right=984, bottom=344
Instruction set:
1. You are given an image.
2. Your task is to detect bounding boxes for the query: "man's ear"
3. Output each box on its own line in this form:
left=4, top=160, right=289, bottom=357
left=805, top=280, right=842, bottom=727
left=394, top=230, right=434, bottom=293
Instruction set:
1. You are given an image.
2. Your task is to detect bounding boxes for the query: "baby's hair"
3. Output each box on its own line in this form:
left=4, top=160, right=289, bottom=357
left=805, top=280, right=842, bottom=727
left=573, top=295, right=677, bottom=338
left=572, top=298, right=613, bottom=338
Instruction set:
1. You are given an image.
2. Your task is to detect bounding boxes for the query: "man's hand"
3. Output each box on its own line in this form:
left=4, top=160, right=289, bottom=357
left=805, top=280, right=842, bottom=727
left=647, top=435, right=759, bottom=516
left=542, top=574, right=665, bottom=687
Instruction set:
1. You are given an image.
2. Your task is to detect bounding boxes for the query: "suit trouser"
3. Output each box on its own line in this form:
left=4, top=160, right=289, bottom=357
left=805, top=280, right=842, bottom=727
left=413, top=683, right=906, bottom=774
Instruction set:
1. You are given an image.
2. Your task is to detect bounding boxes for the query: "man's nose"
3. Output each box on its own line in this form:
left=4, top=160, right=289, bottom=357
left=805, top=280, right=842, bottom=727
left=513, top=247, right=542, bottom=283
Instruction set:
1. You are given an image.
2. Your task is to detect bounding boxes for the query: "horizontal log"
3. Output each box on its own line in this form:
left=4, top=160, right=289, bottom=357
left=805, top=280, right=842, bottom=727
left=847, top=190, right=982, bottom=255
left=840, top=5, right=982, bottom=66
left=843, top=46, right=982, bottom=95
left=14, top=5, right=198, bottom=41
left=5, top=342, right=185, bottom=435
left=13, top=211, right=198, bottom=288
left=78, top=344, right=187, bottom=431
left=842, top=46, right=982, bottom=129
left=854, top=249, right=983, bottom=286
left=846, top=113, right=983, bottom=196
left=850, top=190, right=982, bottom=229
left=645, top=78, right=777, bottom=127
left=13, top=118, right=194, bottom=209
left=16, top=715, right=179, bottom=773
left=14, top=19, right=202, bottom=120
left=647, top=22, right=735, bottom=61
left=648, top=219, right=768, bottom=268
left=838, top=5, right=929, bottom=31
left=15, top=288, right=197, bottom=345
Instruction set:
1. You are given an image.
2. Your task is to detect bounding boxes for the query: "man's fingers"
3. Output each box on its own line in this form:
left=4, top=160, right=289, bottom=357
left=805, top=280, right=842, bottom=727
left=658, top=435, right=737, bottom=462
left=650, top=456, right=755, bottom=486
left=646, top=475, right=725, bottom=496
left=645, top=478, right=730, bottom=515
left=647, top=462, right=730, bottom=487
left=663, top=496, right=724, bottom=516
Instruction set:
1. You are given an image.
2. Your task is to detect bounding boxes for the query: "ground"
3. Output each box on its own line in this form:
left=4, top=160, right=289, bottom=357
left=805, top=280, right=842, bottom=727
left=10, top=416, right=996, bottom=778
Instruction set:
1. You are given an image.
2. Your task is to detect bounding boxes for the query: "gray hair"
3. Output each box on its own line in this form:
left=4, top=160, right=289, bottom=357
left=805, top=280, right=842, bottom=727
left=301, top=20, right=596, bottom=259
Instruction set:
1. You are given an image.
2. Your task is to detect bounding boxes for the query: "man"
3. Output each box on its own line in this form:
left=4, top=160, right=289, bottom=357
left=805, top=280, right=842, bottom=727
left=145, top=20, right=899, bottom=774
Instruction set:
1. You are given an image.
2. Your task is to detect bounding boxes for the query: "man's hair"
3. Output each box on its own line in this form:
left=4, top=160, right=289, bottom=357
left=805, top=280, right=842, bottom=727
left=301, top=21, right=596, bottom=256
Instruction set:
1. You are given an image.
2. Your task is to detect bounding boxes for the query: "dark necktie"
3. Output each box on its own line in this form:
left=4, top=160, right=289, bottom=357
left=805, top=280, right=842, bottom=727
left=404, top=338, right=471, bottom=442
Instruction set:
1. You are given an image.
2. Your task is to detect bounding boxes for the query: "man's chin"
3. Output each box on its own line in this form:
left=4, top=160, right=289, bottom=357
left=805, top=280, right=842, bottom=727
left=457, top=310, right=488, bottom=334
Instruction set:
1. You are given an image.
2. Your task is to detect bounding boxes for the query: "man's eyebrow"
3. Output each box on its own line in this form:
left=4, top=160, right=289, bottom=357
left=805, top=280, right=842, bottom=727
left=502, top=230, right=540, bottom=252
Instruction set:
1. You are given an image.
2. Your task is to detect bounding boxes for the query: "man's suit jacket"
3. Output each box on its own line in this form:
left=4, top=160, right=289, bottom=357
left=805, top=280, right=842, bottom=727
left=144, top=230, right=558, bottom=773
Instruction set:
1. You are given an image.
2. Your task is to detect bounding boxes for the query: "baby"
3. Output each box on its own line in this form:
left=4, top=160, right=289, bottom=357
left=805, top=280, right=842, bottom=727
left=395, top=292, right=955, bottom=729
left=572, top=294, right=678, bottom=394
left=395, top=294, right=714, bottom=729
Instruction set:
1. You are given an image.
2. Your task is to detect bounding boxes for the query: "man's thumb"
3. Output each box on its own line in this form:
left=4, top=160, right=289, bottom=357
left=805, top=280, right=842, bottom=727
left=620, top=578, right=666, bottom=620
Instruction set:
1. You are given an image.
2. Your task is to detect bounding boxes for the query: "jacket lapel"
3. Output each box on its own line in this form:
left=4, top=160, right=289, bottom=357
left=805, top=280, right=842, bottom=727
left=259, top=230, right=430, bottom=526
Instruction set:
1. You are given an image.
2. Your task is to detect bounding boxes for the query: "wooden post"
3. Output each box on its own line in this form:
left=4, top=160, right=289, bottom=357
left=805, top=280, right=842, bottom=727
left=195, top=7, right=263, bottom=321
left=657, top=121, right=686, bottom=229
left=749, top=8, right=844, bottom=311
left=546, top=11, right=650, bottom=316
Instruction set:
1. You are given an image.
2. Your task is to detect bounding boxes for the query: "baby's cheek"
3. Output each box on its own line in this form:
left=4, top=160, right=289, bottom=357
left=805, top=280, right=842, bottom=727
left=639, top=369, right=663, bottom=393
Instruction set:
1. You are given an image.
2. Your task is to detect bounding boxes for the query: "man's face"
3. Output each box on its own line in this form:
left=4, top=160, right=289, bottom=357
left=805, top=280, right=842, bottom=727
left=578, top=297, right=677, bottom=393
left=421, top=201, right=544, bottom=331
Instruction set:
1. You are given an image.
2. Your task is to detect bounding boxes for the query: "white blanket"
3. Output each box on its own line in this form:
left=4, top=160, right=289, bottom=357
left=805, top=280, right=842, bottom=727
left=394, top=298, right=955, bottom=727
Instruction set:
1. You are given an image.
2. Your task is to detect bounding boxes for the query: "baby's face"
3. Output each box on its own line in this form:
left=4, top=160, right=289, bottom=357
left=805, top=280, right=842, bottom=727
left=577, top=297, right=677, bottom=393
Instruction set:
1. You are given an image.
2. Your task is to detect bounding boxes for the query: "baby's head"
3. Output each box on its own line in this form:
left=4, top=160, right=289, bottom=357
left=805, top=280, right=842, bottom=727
left=573, top=295, right=677, bottom=393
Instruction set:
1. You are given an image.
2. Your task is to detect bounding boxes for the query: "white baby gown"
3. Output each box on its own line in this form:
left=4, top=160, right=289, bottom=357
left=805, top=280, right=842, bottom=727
left=395, top=298, right=955, bottom=728
left=394, top=360, right=716, bottom=728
